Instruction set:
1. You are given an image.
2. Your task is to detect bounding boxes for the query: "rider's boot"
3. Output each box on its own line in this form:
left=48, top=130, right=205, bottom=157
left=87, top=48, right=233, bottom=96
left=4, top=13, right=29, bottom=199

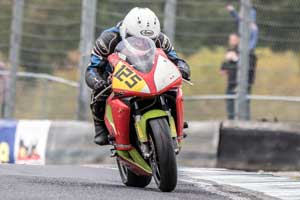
left=91, top=96, right=109, bottom=146
left=94, top=118, right=109, bottom=145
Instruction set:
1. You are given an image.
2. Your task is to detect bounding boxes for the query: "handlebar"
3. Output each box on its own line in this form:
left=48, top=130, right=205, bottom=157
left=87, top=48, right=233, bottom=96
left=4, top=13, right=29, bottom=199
left=91, top=85, right=112, bottom=105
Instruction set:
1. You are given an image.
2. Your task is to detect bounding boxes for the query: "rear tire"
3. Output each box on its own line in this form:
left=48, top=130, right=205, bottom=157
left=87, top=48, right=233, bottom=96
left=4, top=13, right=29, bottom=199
left=117, top=158, right=152, bottom=188
left=149, top=118, right=177, bottom=192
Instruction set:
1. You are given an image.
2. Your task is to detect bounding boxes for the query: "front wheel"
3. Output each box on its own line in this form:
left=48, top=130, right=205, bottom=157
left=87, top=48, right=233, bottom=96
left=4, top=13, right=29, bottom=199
left=116, top=158, right=152, bottom=188
left=149, top=118, right=177, bottom=192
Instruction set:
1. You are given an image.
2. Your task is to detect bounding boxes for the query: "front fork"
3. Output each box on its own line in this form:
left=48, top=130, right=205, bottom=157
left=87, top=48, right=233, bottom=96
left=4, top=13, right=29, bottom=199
left=133, top=101, right=152, bottom=158
left=159, top=96, right=180, bottom=154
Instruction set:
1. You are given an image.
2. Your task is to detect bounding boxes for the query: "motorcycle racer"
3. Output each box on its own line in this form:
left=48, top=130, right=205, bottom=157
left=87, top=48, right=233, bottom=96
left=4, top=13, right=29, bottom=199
left=85, top=7, right=191, bottom=146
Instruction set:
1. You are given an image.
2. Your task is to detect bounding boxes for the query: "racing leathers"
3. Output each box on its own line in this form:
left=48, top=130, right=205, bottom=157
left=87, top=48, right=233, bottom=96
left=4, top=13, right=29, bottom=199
left=85, top=23, right=191, bottom=145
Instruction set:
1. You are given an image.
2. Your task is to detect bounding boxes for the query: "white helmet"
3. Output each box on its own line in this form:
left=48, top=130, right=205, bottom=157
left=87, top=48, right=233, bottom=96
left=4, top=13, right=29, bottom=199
left=120, top=7, right=161, bottom=40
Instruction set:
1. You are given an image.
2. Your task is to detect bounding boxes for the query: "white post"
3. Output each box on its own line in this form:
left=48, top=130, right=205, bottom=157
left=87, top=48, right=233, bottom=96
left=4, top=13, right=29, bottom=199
left=77, top=0, right=97, bottom=121
left=163, top=0, right=177, bottom=43
left=4, top=0, right=24, bottom=118
left=235, top=0, right=252, bottom=120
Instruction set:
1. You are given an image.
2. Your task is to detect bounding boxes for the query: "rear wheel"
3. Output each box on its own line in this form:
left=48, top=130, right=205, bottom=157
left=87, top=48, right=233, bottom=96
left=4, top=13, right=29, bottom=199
left=117, top=158, right=152, bottom=188
left=149, top=118, right=177, bottom=192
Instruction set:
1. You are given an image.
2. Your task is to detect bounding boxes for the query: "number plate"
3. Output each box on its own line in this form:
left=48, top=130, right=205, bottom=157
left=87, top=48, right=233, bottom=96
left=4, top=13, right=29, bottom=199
left=112, top=62, right=148, bottom=93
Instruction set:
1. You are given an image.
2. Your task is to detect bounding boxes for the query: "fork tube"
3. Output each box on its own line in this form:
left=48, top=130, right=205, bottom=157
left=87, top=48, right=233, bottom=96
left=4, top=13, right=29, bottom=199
left=133, top=101, right=151, bottom=158
left=160, top=96, right=168, bottom=111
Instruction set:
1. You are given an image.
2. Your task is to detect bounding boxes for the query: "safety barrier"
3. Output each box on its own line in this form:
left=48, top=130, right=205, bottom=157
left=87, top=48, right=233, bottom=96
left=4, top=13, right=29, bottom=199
left=0, top=120, right=111, bottom=165
left=1, top=120, right=300, bottom=170
left=46, top=121, right=109, bottom=164
left=218, top=121, right=300, bottom=171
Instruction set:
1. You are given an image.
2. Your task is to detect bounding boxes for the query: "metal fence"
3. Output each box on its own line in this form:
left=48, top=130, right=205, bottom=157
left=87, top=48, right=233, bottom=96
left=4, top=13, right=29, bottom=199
left=0, top=0, right=300, bottom=121
left=0, top=70, right=78, bottom=119
left=0, top=0, right=81, bottom=119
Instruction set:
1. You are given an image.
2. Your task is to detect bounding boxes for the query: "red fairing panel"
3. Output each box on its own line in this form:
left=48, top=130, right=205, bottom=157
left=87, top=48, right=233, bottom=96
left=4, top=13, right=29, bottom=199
left=176, top=88, right=184, bottom=142
left=106, top=96, right=132, bottom=151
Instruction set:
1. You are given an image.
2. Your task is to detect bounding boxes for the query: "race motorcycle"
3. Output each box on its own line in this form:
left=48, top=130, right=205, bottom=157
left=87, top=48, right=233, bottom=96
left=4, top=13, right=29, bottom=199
left=94, top=36, right=188, bottom=192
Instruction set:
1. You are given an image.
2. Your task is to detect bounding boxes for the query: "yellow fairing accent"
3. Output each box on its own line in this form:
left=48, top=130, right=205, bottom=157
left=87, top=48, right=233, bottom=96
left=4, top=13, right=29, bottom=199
left=135, top=122, right=148, bottom=143
left=169, top=116, right=177, bottom=138
left=112, top=62, right=147, bottom=93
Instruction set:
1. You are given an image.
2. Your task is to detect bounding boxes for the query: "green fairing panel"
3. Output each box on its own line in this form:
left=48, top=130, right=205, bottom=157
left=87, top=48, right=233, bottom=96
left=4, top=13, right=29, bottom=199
left=117, top=150, right=130, bottom=158
left=128, top=149, right=152, bottom=173
left=105, top=105, right=113, bottom=123
left=117, top=149, right=152, bottom=174
left=105, top=105, right=116, bottom=133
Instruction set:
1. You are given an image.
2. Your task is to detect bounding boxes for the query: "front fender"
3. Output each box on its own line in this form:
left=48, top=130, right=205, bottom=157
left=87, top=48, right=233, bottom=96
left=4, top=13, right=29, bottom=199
left=135, top=109, right=176, bottom=143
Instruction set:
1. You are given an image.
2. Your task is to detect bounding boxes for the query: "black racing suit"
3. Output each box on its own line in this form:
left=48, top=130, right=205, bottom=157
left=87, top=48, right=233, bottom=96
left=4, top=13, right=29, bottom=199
left=85, top=23, right=190, bottom=140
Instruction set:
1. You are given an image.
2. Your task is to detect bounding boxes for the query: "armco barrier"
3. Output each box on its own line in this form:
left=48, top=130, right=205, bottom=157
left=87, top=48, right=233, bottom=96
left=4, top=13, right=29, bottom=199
left=218, top=121, right=300, bottom=171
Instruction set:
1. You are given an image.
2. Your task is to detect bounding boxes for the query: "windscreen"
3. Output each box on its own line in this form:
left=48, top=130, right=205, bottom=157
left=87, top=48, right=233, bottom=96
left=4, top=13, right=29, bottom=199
left=115, top=36, right=156, bottom=73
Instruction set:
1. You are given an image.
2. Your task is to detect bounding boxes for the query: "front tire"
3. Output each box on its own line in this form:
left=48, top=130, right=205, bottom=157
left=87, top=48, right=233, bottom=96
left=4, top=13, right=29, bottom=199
left=117, top=158, right=152, bottom=188
left=149, top=118, right=177, bottom=192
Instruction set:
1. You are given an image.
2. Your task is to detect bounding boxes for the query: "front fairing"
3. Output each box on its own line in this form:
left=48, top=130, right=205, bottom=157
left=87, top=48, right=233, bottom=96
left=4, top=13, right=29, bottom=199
left=108, top=36, right=182, bottom=97
left=108, top=49, right=182, bottom=97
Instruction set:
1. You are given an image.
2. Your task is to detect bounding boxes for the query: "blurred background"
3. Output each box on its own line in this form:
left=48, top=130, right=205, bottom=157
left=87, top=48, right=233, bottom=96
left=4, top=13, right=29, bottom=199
left=0, top=0, right=300, bottom=122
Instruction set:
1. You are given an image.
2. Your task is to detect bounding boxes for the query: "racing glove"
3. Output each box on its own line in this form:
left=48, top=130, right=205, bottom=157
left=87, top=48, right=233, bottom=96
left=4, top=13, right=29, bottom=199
left=177, top=59, right=191, bottom=81
left=94, top=79, right=109, bottom=91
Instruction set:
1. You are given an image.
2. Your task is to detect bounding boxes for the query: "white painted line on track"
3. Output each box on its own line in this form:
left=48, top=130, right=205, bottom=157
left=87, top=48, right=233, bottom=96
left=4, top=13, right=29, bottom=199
left=180, top=178, right=253, bottom=200
left=180, top=168, right=300, bottom=200
left=82, top=164, right=117, bottom=170
left=83, top=165, right=300, bottom=200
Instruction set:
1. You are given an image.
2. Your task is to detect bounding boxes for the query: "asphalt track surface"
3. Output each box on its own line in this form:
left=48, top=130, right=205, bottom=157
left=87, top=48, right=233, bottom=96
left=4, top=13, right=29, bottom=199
left=0, top=164, right=279, bottom=200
